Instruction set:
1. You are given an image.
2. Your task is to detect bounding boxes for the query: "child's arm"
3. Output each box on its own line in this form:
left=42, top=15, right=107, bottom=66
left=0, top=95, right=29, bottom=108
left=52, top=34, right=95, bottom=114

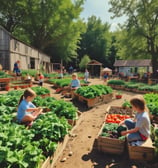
left=26, top=107, right=42, bottom=112
left=121, top=127, right=139, bottom=136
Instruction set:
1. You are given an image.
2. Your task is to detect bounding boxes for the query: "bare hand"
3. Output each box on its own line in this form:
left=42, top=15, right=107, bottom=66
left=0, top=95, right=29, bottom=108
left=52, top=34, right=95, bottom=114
left=121, top=131, right=127, bottom=136
left=38, top=107, right=43, bottom=114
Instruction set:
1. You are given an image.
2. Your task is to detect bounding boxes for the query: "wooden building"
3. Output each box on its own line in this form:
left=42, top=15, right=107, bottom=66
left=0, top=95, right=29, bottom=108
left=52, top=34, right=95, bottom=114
left=87, top=60, right=102, bottom=78
left=0, top=25, right=52, bottom=72
left=114, top=59, right=152, bottom=76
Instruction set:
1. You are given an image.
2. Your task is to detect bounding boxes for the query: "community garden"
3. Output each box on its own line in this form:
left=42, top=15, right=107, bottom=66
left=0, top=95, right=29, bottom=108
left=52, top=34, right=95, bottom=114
left=0, top=70, right=158, bottom=168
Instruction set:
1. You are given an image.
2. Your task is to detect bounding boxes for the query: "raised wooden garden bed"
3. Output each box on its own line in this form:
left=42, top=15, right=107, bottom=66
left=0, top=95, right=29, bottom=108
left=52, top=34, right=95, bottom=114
left=106, top=106, right=133, bottom=116
left=95, top=106, right=133, bottom=154
left=10, top=79, right=32, bottom=90
left=104, top=106, right=155, bottom=160
left=128, top=137, right=155, bottom=161
left=0, top=78, right=11, bottom=83
left=73, top=93, right=113, bottom=108
left=96, top=123, right=126, bottom=154
left=40, top=93, right=51, bottom=98
left=0, top=78, right=12, bottom=91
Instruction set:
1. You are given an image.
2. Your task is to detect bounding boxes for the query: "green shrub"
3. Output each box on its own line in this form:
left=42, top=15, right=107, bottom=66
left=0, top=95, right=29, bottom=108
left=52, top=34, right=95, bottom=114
left=107, top=79, right=125, bottom=85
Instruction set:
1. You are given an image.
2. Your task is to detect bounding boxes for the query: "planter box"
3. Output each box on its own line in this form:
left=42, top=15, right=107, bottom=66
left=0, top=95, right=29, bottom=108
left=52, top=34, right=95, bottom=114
left=106, top=106, right=133, bottom=116
left=74, top=93, right=113, bottom=108
left=0, top=78, right=11, bottom=91
left=40, top=93, right=51, bottom=98
left=111, top=85, right=125, bottom=90
left=102, top=93, right=113, bottom=103
left=77, top=95, right=99, bottom=108
left=128, top=138, right=155, bottom=161
left=0, top=78, right=10, bottom=83
left=96, top=123, right=126, bottom=154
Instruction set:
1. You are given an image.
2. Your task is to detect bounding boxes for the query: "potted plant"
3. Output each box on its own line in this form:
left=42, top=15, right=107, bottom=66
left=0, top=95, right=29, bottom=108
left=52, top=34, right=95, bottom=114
left=115, top=91, right=122, bottom=99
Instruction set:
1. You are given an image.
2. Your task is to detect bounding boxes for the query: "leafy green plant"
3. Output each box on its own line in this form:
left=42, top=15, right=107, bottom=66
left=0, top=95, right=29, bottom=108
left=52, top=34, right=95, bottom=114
left=0, top=123, right=45, bottom=167
left=144, top=93, right=158, bottom=116
left=100, top=123, right=126, bottom=140
left=31, top=86, right=50, bottom=95
left=107, top=79, right=125, bottom=86
left=0, top=71, right=12, bottom=78
left=21, top=69, right=38, bottom=77
left=122, top=99, right=132, bottom=108
left=76, top=85, right=113, bottom=99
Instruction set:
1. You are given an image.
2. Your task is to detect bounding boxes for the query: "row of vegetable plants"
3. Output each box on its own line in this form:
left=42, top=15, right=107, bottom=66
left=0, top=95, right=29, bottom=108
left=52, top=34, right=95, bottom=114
left=75, top=84, right=113, bottom=99
left=0, top=86, right=78, bottom=167
left=0, top=71, right=12, bottom=78
left=107, top=79, right=158, bottom=93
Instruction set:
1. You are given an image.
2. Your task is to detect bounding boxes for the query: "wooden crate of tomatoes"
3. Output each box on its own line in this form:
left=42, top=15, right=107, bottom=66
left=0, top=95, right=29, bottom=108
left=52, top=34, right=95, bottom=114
left=96, top=106, right=133, bottom=154
left=105, top=106, right=133, bottom=124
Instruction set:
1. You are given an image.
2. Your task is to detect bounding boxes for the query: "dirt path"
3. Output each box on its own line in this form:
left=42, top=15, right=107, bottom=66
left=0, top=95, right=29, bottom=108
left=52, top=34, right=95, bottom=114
left=43, top=79, right=151, bottom=168
left=53, top=92, right=138, bottom=168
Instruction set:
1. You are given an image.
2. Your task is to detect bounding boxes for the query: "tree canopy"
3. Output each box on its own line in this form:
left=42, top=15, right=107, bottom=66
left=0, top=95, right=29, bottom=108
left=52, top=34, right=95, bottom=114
left=109, top=0, right=158, bottom=76
left=0, top=0, right=85, bottom=64
left=77, top=16, right=113, bottom=67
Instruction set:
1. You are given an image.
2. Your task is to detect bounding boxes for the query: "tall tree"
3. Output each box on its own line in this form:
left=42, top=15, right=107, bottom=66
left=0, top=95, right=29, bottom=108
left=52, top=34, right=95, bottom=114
left=109, top=0, right=158, bottom=76
left=107, top=35, right=119, bottom=69
left=79, top=54, right=91, bottom=71
left=0, top=0, right=85, bottom=64
left=78, top=16, right=111, bottom=67
left=0, top=0, right=27, bottom=32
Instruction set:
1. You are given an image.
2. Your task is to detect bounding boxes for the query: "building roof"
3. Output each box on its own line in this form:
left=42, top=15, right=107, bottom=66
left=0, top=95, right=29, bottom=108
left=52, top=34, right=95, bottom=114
left=102, top=67, right=112, bottom=72
left=114, top=59, right=151, bottom=67
left=87, top=60, right=102, bottom=65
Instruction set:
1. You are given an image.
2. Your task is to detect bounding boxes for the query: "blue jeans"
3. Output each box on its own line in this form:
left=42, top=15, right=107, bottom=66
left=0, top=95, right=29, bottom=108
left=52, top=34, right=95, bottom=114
left=124, top=119, right=142, bottom=142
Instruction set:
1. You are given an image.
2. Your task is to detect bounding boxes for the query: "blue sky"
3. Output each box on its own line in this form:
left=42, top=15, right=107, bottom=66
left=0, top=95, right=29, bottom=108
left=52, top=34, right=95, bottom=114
left=80, top=0, right=126, bottom=31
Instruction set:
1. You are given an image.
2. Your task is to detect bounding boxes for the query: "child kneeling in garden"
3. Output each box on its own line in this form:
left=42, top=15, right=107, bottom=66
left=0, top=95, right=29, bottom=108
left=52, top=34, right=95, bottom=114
left=119, top=95, right=151, bottom=143
left=17, top=88, right=43, bottom=124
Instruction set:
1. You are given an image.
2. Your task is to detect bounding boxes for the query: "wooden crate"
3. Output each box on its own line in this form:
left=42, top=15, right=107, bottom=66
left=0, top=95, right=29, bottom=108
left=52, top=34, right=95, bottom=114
left=101, top=93, right=113, bottom=103
left=96, top=123, right=126, bottom=154
left=74, top=93, right=113, bottom=108
left=128, top=138, right=155, bottom=161
left=78, top=95, right=99, bottom=108
left=106, top=106, right=133, bottom=116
